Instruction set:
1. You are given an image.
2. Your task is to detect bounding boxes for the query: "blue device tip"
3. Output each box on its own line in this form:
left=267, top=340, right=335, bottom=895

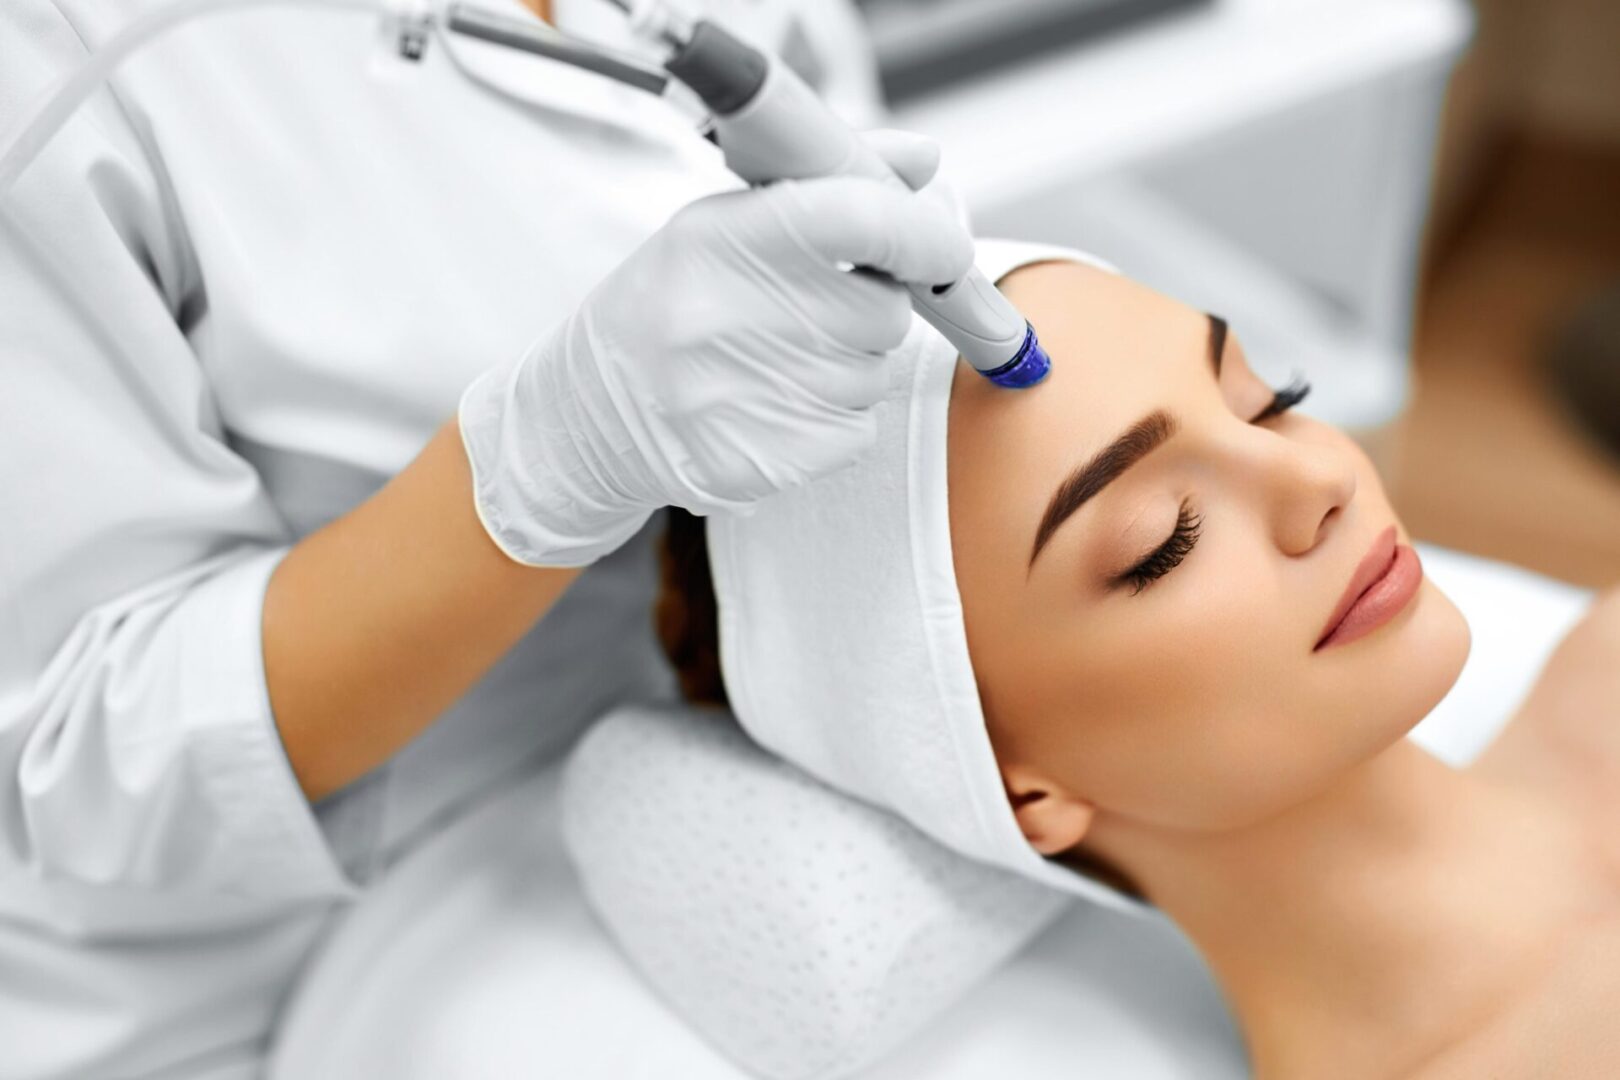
left=981, top=324, right=1051, bottom=389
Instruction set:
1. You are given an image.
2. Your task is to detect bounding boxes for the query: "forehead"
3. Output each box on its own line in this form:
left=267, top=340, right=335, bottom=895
left=947, top=264, right=1209, bottom=552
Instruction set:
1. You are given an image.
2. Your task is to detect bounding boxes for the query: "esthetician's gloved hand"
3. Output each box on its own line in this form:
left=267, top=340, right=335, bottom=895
left=458, top=131, right=973, bottom=567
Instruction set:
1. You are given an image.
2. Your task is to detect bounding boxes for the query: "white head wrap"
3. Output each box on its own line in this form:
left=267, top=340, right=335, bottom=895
left=710, top=241, right=1149, bottom=914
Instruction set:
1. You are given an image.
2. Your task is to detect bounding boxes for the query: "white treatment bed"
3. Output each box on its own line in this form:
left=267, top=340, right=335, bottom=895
left=267, top=543, right=1596, bottom=1079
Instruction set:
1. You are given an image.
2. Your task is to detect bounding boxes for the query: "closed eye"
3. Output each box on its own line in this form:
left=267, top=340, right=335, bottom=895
left=1251, top=374, right=1312, bottom=423
left=1113, top=371, right=1314, bottom=595
left=1029, top=313, right=1228, bottom=569
left=1114, top=498, right=1202, bottom=594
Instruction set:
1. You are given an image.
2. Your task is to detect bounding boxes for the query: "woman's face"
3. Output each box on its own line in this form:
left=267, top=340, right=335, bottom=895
left=947, top=261, right=1470, bottom=839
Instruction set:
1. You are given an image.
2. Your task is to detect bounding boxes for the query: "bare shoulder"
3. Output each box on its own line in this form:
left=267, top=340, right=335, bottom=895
left=1473, top=584, right=1620, bottom=783
left=1407, top=914, right=1620, bottom=1079
left=1434, top=588, right=1620, bottom=1079
left=1539, top=580, right=1620, bottom=675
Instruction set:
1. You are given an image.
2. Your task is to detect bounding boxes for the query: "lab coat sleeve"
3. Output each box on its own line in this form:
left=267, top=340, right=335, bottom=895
left=0, top=0, right=357, bottom=903
left=8, top=549, right=359, bottom=902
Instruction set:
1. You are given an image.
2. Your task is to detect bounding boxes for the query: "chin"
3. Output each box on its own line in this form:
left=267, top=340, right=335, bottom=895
left=1389, top=580, right=1473, bottom=734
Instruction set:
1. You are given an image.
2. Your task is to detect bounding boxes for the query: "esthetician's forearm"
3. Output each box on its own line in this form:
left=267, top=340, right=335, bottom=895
left=261, top=416, right=580, bottom=802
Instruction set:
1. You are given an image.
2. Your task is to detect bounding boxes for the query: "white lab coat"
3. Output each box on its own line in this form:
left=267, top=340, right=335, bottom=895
left=0, top=1, right=879, bottom=1076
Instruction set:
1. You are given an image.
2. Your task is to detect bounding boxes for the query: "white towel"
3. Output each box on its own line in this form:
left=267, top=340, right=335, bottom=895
left=709, top=241, right=1149, bottom=914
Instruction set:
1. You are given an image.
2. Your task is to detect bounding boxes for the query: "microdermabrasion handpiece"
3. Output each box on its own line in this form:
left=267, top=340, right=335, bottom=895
left=607, top=2, right=1052, bottom=389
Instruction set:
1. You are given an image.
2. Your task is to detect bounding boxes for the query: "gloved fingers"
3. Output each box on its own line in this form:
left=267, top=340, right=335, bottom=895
left=829, top=271, right=916, bottom=356
left=795, top=339, right=895, bottom=408
left=802, top=402, right=882, bottom=476
left=861, top=128, right=973, bottom=232
left=922, top=176, right=973, bottom=234
left=858, top=128, right=941, bottom=193
left=675, top=393, right=879, bottom=501
left=712, top=294, right=895, bottom=410
left=770, top=176, right=975, bottom=289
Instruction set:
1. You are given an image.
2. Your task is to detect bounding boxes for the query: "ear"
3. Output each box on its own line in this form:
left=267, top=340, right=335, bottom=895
left=1001, top=762, right=1096, bottom=856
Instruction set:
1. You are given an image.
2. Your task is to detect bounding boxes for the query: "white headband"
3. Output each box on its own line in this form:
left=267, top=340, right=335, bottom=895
left=709, top=240, right=1150, bottom=914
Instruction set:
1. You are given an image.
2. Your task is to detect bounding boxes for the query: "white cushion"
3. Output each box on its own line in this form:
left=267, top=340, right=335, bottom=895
left=561, top=704, right=1073, bottom=1080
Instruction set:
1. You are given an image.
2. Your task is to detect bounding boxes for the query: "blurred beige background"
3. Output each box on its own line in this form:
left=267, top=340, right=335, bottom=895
left=1397, top=0, right=1620, bottom=588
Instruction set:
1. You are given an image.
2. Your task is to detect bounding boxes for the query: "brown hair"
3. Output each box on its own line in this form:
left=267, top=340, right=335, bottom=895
left=655, top=507, right=729, bottom=708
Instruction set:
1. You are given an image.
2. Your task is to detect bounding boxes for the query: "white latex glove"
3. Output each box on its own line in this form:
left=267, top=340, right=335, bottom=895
left=458, top=131, right=973, bottom=567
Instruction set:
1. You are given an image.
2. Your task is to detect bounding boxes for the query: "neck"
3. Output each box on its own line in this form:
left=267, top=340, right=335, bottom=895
left=1083, top=738, right=1604, bottom=1078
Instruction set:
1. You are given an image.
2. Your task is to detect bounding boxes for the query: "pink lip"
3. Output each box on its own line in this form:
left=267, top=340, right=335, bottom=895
left=1313, top=525, right=1423, bottom=652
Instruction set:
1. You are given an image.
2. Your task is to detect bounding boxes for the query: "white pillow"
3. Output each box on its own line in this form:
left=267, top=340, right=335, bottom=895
left=560, top=704, right=1072, bottom=1080
left=1406, top=542, right=1595, bottom=764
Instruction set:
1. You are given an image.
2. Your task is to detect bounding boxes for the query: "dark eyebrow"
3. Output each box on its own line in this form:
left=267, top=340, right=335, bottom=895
left=1027, top=313, right=1227, bottom=568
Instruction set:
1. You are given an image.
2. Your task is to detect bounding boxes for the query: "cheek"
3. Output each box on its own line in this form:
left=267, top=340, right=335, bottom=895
left=994, top=565, right=1311, bottom=829
left=977, top=425, right=1473, bottom=833
left=989, top=525, right=1436, bottom=831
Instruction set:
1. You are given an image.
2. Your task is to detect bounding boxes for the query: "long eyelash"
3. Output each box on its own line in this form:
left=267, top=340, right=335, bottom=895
left=1118, top=499, right=1202, bottom=595
left=1111, top=376, right=1307, bottom=597
left=1252, top=374, right=1312, bottom=422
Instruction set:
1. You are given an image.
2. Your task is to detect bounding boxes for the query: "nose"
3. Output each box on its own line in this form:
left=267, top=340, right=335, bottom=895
left=1236, top=429, right=1359, bottom=556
